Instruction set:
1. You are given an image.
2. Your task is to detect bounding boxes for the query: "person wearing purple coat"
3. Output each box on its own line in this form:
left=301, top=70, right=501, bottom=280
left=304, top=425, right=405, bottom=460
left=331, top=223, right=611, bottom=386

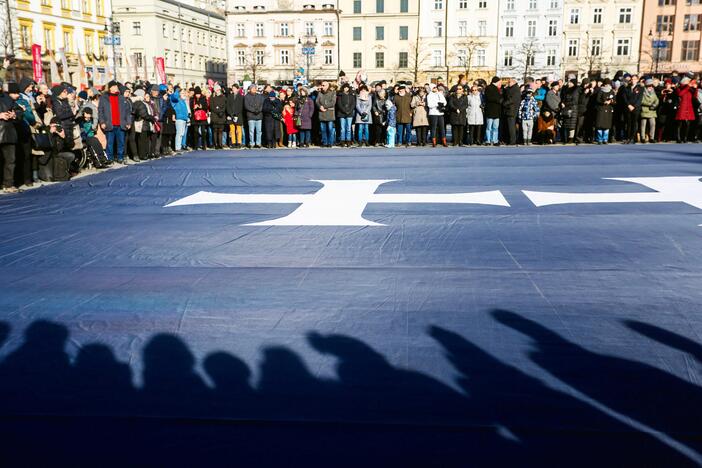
left=295, top=88, right=315, bottom=148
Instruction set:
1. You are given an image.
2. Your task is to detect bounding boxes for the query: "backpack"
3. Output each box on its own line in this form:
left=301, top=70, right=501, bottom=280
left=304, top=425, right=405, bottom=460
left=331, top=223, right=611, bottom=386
left=37, top=153, right=53, bottom=182
left=52, top=156, right=70, bottom=181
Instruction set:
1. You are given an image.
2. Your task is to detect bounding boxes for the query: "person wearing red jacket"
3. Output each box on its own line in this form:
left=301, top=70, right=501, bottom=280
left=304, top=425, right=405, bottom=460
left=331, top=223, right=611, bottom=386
left=674, top=77, right=698, bottom=143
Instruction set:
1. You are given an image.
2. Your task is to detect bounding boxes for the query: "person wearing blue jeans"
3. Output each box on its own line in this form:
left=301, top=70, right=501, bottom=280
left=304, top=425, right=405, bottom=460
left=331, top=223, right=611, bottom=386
left=336, top=83, right=356, bottom=147
left=248, top=120, right=262, bottom=147
left=320, top=121, right=336, bottom=146
left=485, top=118, right=500, bottom=144
left=105, top=127, right=125, bottom=162
left=339, top=117, right=353, bottom=145
left=356, top=124, right=369, bottom=145
left=396, top=123, right=411, bottom=145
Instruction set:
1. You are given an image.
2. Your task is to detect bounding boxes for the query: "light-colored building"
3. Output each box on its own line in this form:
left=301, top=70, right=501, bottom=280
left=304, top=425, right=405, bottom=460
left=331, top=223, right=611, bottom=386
left=561, top=0, right=643, bottom=78
left=226, top=0, right=340, bottom=85
left=112, top=0, right=227, bottom=85
left=497, top=0, right=563, bottom=80
left=9, top=0, right=113, bottom=85
left=639, top=0, right=702, bottom=76
left=418, top=0, right=498, bottom=84
left=338, top=0, right=418, bottom=84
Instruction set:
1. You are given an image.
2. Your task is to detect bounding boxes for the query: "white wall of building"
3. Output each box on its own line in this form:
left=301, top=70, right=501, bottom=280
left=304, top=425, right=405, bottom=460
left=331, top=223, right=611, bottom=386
left=497, top=0, right=563, bottom=80
left=226, top=0, right=339, bottom=84
left=562, top=0, right=643, bottom=78
left=113, top=0, right=227, bottom=85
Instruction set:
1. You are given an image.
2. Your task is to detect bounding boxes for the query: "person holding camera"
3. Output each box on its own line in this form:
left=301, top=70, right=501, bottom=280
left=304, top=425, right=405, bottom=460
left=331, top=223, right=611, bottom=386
left=426, top=84, right=447, bottom=147
left=47, top=117, right=76, bottom=180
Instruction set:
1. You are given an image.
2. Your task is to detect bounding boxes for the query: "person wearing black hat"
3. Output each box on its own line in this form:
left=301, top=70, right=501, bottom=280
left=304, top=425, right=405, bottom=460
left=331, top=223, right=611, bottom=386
left=621, top=74, right=643, bottom=143
left=226, top=83, right=245, bottom=148
left=98, top=80, right=132, bottom=163
left=189, top=86, right=209, bottom=150
left=0, top=82, right=18, bottom=192
left=47, top=116, right=76, bottom=179
left=50, top=84, right=75, bottom=145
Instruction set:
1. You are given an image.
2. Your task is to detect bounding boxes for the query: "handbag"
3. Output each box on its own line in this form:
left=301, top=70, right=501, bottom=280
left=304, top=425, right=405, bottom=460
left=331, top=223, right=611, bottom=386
left=194, top=109, right=207, bottom=121
left=31, top=132, right=53, bottom=151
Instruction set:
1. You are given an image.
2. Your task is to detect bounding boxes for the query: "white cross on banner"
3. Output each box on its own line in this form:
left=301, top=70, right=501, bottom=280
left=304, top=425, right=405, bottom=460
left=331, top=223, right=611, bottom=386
left=523, top=176, right=702, bottom=210
left=165, top=179, right=510, bottom=226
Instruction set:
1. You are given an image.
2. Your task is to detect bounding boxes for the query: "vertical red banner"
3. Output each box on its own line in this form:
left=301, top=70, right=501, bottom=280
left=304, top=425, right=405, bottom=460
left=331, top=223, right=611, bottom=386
left=155, top=57, right=166, bottom=84
left=32, top=44, right=43, bottom=83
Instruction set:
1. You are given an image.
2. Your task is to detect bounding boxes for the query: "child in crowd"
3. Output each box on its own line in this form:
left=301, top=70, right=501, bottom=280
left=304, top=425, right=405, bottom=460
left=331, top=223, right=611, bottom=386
left=283, top=100, right=298, bottom=148
left=385, top=99, right=397, bottom=148
left=519, top=89, right=539, bottom=145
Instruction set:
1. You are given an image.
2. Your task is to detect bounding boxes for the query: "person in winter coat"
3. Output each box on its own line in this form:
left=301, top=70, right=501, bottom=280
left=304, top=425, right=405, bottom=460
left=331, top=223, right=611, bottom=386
left=283, top=100, right=298, bottom=148
left=519, top=89, right=539, bottom=145
left=560, top=79, right=580, bottom=143
left=394, top=86, right=413, bottom=146
left=294, top=88, right=314, bottom=148
left=51, top=85, right=75, bottom=141
left=501, top=79, right=521, bottom=145
left=170, top=89, right=189, bottom=152
left=47, top=116, right=76, bottom=178
left=0, top=85, right=18, bottom=192
left=209, top=86, right=227, bottom=149
left=316, top=81, right=337, bottom=147
left=244, top=85, right=265, bottom=148
left=484, top=77, right=502, bottom=145
left=426, top=84, right=447, bottom=147
left=189, top=87, right=208, bottom=150
left=640, top=79, right=659, bottom=143
left=594, top=79, right=616, bottom=144
left=466, top=85, right=484, bottom=145
left=98, top=81, right=132, bottom=162
left=336, top=83, right=356, bottom=147
left=160, top=102, right=177, bottom=154
left=447, top=86, right=468, bottom=146
left=371, top=88, right=387, bottom=146
left=355, top=86, right=373, bottom=146
left=411, top=88, right=429, bottom=146
left=621, top=75, right=643, bottom=143
left=576, top=79, right=592, bottom=143
left=226, top=84, right=245, bottom=147
left=262, top=91, right=283, bottom=148
left=131, top=89, right=155, bottom=161
left=657, top=80, right=678, bottom=142
left=675, top=77, right=697, bottom=143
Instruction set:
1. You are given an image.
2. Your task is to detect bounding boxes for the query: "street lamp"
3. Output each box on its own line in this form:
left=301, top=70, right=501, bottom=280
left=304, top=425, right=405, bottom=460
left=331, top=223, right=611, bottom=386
left=298, top=35, right=318, bottom=83
left=648, top=28, right=673, bottom=76
left=104, top=18, right=118, bottom=81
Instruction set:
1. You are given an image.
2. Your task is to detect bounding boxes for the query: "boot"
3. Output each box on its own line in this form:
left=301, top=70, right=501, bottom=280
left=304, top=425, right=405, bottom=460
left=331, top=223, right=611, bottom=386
left=442, top=138, right=448, bottom=147
left=432, top=138, right=436, bottom=147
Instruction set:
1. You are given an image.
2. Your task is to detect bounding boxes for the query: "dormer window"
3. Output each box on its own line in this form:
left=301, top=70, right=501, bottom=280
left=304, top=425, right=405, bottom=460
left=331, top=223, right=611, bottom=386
left=322, top=3, right=334, bottom=8
left=303, top=4, right=316, bottom=9
left=253, top=5, right=266, bottom=10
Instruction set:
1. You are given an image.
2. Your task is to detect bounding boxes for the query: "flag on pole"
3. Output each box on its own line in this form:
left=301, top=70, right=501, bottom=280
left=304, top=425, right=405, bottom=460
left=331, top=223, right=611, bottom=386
left=49, top=51, right=60, bottom=85
left=58, top=48, right=70, bottom=83
left=78, top=52, right=88, bottom=88
left=31, top=44, right=43, bottom=83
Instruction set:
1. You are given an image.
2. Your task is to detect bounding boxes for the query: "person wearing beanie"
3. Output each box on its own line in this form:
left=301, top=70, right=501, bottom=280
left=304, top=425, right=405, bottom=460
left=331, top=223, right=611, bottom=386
left=209, top=84, right=227, bottom=149
left=336, top=82, right=356, bottom=147
left=226, top=83, right=245, bottom=148
left=594, top=78, right=616, bottom=144
left=640, top=78, right=659, bottom=143
left=189, top=85, right=208, bottom=150
left=78, top=90, right=88, bottom=101
left=50, top=83, right=75, bottom=143
left=560, top=78, right=580, bottom=144
left=98, top=79, right=132, bottom=163
left=316, top=81, right=337, bottom=147
left=262, top=89, right=282, bottom=148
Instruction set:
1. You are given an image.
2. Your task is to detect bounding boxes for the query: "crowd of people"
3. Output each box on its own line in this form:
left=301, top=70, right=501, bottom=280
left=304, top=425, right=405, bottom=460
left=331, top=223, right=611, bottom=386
left=1, top=58, right=701, bottom=193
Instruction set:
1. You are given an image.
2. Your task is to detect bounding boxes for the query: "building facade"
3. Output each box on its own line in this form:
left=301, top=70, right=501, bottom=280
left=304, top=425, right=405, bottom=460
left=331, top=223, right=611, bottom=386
left=639, top=0, right=702, bottom=76
left=561, top=0, right=643, bottom=78
left=226, top=0, right=340, bottom=85
left=9, top=0, right=113, bottom=85
left=112, top=0, right=227, bottom=86
left=338, top=0, right=418, bottom=84
left=497, top=0, right=563, bottom=80
left=418, top=0, right=498, bottom=84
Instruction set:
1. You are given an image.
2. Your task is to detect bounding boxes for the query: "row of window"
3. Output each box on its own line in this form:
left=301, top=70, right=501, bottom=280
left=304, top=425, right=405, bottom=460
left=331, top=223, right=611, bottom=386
left=53, top=0, right=104, bottom=16
left=503, top=0, right=560, bottom=10
left=235, top=48, right=334, bottom=66
left=157, top=22, right=226, bottom=49
left=567, top=7, right=632, bottom=25
left=658, top=0, right=701, bottom=5
left=504, top=19, right=558, bottom=39
left=349, top=49, right=488, bottom=69
left=18, top=21, right=105, bottom=58
left=656, top=14, right=702, bottom=33
left=234, top=21, right=334, bottom=38
left=161, top=50, right=226, bottom=72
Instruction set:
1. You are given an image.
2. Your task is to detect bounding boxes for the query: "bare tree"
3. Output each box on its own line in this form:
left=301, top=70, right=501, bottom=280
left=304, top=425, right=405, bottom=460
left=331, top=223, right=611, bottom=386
left=452, top=36, right=487, bottom=79
left=579, top=36, right=608, bottom=78
left=511, top=39, right=541, bottom=82
left=407, top=39, right=431, bottom=84
left=239, top=47, right=269, bottom=84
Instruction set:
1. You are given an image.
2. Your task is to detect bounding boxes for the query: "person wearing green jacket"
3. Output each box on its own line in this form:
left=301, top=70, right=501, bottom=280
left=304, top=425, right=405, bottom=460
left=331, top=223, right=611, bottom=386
left=640, top=79, right=659, bottom=143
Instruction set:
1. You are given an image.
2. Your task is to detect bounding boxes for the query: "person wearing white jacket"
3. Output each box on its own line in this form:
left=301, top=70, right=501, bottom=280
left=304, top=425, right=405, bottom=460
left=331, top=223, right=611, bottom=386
left=466, top=86, right=484, bottom=145
left=426, top=84, right=447, bottom=147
